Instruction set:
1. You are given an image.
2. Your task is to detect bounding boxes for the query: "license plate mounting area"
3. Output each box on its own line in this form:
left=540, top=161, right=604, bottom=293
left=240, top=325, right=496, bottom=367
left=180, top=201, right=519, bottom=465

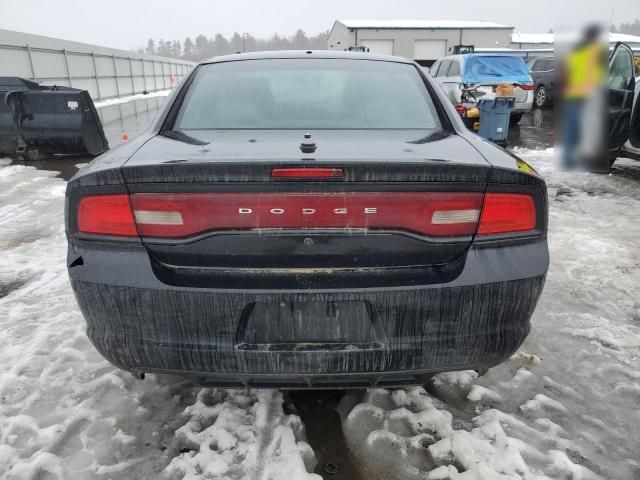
left=234, top=300, right=387, bottom=353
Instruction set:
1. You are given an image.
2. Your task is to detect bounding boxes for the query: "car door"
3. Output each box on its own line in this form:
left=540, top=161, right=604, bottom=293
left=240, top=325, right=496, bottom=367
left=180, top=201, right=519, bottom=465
left=445, top=59, right=462, bottom=103
left=529, top=59, right=543, bottom=86
left=544, top=59, right=556, bottom=98
left=429, top=60, right=441, bottom=78
left=629, top=78, right=640, bottom=148
left=533, top=59, right=553, bottom=89
left=621, top=75, right=640, bottom=159
left=435, top=60, right=450, bottom=82
left=545, top=58, right=556, bottom=99
left=434, top=59, right=453, bottom=103
left=608, top=42, right=636, bottom=151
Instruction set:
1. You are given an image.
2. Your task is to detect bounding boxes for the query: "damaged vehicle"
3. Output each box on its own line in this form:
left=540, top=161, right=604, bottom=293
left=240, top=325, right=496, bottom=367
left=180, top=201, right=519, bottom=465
left=0, top=77, right=108, bottom=159
left=65, top=51, right=549, bottom=388
left=430, top=54, right=534, bottom=125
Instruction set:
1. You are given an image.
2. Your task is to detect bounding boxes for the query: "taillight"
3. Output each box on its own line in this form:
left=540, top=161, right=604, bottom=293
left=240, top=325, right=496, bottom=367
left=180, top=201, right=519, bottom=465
left=516, top=83, right=534, bottom=91
left=477, top=193, right=536, bottom=235
left=128, top=192, right=484, bottom=238
left=76, top=192, right=537, bottom=239
left=272, top=168, right=344, bottom=178
left=454, top=104, right=467, bottom=116
left=77, top=194, right=137, bottom=237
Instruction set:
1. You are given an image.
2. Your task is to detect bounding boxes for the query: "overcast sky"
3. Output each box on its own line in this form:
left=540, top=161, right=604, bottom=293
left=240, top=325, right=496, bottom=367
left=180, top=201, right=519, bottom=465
left=0, top=0, right=637, bottom=50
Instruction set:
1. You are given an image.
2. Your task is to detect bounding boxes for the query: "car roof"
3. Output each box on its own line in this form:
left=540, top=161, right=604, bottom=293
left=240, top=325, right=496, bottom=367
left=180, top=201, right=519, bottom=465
left=437, top=53, right=530, bottom=61
left=434, top=55, right=463, bottom=61
left=462, top=54, right=527, bottom=60
left=201, top=50, right=413, bottom=65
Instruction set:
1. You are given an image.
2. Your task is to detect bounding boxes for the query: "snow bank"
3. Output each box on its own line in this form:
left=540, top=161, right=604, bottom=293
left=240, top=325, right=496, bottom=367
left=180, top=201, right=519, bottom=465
left=340, top=371, right=603, bottom=479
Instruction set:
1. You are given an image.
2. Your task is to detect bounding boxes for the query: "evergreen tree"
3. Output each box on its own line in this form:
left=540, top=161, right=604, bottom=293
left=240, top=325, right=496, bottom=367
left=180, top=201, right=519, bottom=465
left=183, top=37, right=195, bottom=59
left=230, top=33, right=243, bottom=53
left=292, top=29, right=308, bottom=49
left=213, top=33, right=230, bottom=56
left=141, top=29, right=335, bottom=61
left=309, top=30, right=329, bottom=49
left=145, top=38, right=156, bottom=55
left=158, top=39, right=167, bottom=56
left=195, top=35, right=210, bottom=57
left=244, top=34, right=257, bottom=53
left=172, top=40, right=182, bottom=57
left=616, top=19, right=640, bottom=36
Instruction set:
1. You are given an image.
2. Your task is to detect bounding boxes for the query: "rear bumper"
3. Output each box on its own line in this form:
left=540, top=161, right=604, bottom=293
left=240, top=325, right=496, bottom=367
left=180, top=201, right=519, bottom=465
left=69, top=241, right=548, bottom=388
left=514, top=91, right=534, bottom=112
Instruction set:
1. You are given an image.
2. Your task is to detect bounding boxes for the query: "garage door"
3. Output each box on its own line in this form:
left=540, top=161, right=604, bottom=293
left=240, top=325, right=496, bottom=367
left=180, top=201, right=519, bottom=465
left=414, top=40, right=447, bottom=61
left=360, top=39, right=394, bottom=56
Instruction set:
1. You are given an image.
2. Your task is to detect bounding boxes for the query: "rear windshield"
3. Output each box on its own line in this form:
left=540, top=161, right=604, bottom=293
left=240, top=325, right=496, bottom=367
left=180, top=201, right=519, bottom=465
left=173, top=58, right=442, bottom=130
left=462, top=56, right=531, bottom=84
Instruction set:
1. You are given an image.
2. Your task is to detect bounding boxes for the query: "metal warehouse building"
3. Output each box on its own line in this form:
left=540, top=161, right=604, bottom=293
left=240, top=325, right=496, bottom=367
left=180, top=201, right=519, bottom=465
left=328, top=20, right=513, bottom=65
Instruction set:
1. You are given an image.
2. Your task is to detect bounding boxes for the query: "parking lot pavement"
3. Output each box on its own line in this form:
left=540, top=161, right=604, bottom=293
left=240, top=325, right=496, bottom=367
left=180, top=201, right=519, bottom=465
left=1, top=112, right=639, bottom=479
left=508, top=109, right=555, bottom=150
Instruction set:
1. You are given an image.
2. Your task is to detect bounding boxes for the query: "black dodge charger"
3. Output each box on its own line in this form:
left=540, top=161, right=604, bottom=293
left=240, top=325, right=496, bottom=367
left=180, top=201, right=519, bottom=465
left=65, top=51, right=548, bottom=388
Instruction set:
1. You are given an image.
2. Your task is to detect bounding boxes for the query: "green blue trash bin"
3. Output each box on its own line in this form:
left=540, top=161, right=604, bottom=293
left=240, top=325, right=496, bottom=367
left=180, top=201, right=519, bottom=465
left=477, top=97, right=516, bottom=145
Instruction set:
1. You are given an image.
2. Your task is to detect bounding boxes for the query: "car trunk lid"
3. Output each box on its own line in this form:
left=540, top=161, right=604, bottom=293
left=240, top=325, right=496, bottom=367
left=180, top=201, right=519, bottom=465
left=120, top=130, right=491, bottom=287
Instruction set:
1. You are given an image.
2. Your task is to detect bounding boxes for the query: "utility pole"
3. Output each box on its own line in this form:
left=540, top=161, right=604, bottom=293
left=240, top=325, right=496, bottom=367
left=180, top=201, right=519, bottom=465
left=242, top=33, right=250, bottom=52
left=610, top=8, right=615, bottom=29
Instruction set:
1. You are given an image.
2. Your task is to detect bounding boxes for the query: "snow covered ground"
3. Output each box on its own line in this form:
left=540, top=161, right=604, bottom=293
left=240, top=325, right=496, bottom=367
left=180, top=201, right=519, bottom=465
left=0, top=160, right=319, bottom=479
left=0, top=149, right=639, bottom=479
left=340, top=151, right=640, bottom=480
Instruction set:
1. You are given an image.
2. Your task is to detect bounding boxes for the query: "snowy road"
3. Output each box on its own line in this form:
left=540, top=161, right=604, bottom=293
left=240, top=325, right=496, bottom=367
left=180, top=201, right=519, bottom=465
left=1, top=148, right=639, bottom=479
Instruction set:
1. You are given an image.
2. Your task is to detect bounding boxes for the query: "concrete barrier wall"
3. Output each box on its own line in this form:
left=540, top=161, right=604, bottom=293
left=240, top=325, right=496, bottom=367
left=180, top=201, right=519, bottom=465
left=0, top=29, right=195, bottom=101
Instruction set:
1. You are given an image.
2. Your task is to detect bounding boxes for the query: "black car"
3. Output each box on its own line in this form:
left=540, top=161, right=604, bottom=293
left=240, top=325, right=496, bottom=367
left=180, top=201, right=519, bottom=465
left=65, top=51, right=549, bottom=388
left=608, top=43, right=640, bottom=164
left=526, top=57, right=555, bottom=108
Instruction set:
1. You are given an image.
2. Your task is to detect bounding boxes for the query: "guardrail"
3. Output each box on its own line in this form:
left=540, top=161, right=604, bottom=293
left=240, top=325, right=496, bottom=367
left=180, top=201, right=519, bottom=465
left=0, top=43, right=194, bottom=101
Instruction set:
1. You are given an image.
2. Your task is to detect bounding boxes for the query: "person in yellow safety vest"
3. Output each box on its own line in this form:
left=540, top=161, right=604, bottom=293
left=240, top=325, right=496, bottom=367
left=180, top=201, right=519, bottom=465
left=560, top=24, right=605, bottom=169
